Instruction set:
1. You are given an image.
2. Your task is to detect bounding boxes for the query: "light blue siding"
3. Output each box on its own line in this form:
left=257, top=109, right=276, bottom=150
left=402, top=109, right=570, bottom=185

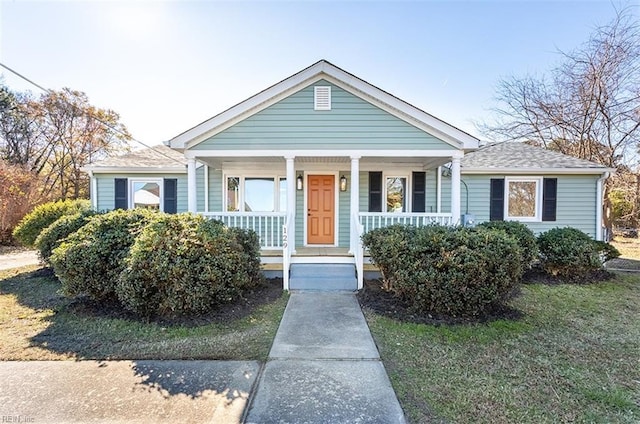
left=295, top=173, right=304, bottom=247
left=209, top=168, right=223, bottom=211
left=94, top=174, right=188, bottom=213
left=338, top=171, right=350, bottom=248
left=192, top=80, right=456, bottom=151
left=196, top=167, right=204, bottom=212
left=462, top=174, right=599, bottom=237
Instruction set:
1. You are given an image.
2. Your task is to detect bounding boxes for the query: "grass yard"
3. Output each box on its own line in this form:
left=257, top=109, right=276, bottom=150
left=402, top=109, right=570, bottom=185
left=364, top=273, right=640, bottom=424
left=0, top=265, right=288, bottom=361
left=611, top=236, right=640, bottom=260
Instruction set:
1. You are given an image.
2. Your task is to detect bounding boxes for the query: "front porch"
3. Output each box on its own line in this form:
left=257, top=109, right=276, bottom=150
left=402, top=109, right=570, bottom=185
left=185, top=150, right=463, bottom=290
left=198, top=209, right=456, bottom=289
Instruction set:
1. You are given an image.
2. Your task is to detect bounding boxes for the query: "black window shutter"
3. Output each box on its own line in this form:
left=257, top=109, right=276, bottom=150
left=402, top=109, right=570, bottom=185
left=114, top=178, right=128, bottom=210
left=542, top=178, right=557, bottom=221
left=369, top=172, right=383, bottom=212
left=164, top=178, right=178, bottom=214
left=489, top=178, right=505, bottom=221
left=412, top=171, right=426, bottom=212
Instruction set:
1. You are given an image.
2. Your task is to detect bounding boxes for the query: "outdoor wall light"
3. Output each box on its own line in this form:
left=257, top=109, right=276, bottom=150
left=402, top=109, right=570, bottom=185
left=340, top=175, right=348, bottom=192
left=296, top=174, right=303, bottom=190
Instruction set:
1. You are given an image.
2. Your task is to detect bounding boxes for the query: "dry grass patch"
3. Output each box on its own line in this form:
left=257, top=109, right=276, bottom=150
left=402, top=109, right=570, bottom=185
left=0, top=266, right=287, bottom=360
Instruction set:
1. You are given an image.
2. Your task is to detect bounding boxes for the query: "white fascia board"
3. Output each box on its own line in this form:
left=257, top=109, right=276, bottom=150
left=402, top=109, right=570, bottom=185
left=185, top=149, right=464, bottom=159
left=461, top=167, right=614, bottom=175
left=85, top=167, right=187, bottom=174
left=172, top=60, right=479, bottom=151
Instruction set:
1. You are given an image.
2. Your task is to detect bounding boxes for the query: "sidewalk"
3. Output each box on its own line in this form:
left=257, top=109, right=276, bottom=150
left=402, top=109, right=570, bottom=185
left=245, top=292, right=407, bottom=423
left=0, top=250, right=40, bottom=271
left=0, top=292, right=406, bottom=423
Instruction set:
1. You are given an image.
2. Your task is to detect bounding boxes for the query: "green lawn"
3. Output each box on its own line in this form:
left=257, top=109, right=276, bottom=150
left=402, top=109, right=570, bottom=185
left=365, top=274, right=640, bottom=424
left=0, top=265, right=288, bottom=360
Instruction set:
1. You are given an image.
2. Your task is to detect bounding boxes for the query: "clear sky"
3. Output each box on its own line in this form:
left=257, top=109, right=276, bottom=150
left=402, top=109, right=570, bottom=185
left=0, top=1, right=634, bottom=147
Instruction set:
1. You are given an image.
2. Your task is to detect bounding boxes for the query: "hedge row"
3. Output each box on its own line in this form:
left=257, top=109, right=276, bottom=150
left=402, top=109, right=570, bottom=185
left=44, top=209, right=262, bottom=318
left=362, top=222, right=619, bottom=318
left=12, top=199, right=91, bottom=247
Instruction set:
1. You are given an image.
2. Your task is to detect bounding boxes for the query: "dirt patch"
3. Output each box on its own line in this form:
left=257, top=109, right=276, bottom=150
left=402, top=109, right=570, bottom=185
left=357, top=279, right=522, bottom=325
left=65, top=277, right=285, bottom=327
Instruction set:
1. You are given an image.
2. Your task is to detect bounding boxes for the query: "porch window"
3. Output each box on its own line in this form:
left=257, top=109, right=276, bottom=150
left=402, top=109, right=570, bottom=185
left=130, top=179, right=162, bottom=210
left=224, top=176, right=287, bottom=212
left=505, top=178, right=541, bottom=221
left=386, top=177, right=407, bottom=213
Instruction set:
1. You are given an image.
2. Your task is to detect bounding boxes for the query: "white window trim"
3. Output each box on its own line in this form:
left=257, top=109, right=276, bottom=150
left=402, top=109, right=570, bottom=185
left=224, top=174, right=287, bottom=212
left=384, top=174, right=411, bottom=213
left=504, top=177, right=543, bottom=222
left=129, top=178, right=164, bottom=212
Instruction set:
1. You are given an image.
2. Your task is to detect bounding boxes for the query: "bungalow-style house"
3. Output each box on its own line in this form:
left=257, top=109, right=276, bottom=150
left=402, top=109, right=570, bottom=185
left=83, top=60, right=612, bottom=290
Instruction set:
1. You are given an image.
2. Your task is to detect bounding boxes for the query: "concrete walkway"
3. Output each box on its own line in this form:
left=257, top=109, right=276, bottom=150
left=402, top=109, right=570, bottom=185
left=0, top=250, right=40, bottom=271
left=0, top=292, right=406, bottom=423
left=245, top=292, right=407, bottom=423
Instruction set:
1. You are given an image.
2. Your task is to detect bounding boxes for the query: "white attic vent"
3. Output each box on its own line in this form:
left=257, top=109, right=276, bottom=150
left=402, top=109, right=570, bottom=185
left=314, top=86, right=331, bottom=110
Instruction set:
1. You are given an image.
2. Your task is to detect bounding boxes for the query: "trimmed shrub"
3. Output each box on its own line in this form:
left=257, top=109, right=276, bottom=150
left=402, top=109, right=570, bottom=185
left=50, top=208, right=159, bottom=301
left=363, top=225, right=523, bottom=318
left=34, top=210, right=100, bottom=263
left=117, top=214, right=263, bottom=317
left=537, top=227, right=604, bottom=280
left=593, top=240, right=621, bottom=263
left=477, top=220, right=539, bottom=269
left=12, top=199, right=90, bottom=246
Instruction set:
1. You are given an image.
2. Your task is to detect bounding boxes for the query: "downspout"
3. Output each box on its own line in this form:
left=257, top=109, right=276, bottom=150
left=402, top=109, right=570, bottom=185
left=595, top=172, right=610, bottom=241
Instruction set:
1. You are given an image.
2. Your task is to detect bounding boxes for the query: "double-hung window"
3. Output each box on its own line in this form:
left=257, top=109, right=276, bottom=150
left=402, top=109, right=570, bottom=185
left=225, top=176, right=287, bottom=212
left=385, top=176, right=408, bottom=213
left=129, top=178, right=163, bottom=211
left=504, top=177, right=542, bottom=221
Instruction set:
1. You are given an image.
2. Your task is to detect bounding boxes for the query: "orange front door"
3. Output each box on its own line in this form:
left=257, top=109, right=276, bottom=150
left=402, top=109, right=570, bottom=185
left=307, top=175, right=335, bottom=244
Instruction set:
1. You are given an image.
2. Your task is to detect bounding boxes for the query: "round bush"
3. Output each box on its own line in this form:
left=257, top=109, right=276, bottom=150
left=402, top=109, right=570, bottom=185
left=12, top=199, right=90, bottom=246
left=50, top=208, right=159, bottom=301
left=477, top=220, right=539, bottom=270
left=34, top=210, right=100, bottom=264
left=117, top=214, right=262, bottom=317
left=537, top=227, right=602, bottom=280
left=363, top=225, right=523, bottom=318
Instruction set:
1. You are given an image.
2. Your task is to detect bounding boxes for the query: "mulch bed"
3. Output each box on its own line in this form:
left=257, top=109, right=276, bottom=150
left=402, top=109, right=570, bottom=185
left=57, top=274, right=285, bottom=327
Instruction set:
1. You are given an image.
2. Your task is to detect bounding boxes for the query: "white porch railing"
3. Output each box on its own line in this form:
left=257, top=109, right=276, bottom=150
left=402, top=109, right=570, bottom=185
left=351, top=212, right=365, bottom=290
left=202, top=212, right=286, bottom=249
left=358, top=212, right=454, bottom=234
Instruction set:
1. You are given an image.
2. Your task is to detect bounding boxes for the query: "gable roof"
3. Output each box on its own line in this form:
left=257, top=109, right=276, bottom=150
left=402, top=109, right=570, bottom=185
left=169, top=60, right=480, bottom=151
left=461, top=142, right=612, bottom=174
left=83, top=145, right=187, bottom=173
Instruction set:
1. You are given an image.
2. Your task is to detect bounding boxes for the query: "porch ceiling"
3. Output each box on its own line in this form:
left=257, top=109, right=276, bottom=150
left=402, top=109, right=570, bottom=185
left=197, top=155, right=451, bottom=170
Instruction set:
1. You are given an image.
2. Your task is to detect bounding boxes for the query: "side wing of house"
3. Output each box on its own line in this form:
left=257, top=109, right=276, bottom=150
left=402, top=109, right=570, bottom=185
left=460, top=174, right=600, bottom=237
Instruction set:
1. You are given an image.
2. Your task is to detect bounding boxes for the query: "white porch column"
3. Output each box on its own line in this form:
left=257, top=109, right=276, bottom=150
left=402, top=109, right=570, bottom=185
left=204, top=163, right=209, bottom=213
left=187, top=158, right=197, bottom=213
left=285, top=156, right=296, bottom=253
left=451, top=157, right=461, bottom=225
left=436, top=165, right=442, bottom=213
left=350, top=156, right=360, bottom=253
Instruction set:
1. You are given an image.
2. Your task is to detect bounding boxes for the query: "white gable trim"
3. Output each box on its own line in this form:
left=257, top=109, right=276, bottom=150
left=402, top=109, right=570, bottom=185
left=170, top=61, right=479, bottom=151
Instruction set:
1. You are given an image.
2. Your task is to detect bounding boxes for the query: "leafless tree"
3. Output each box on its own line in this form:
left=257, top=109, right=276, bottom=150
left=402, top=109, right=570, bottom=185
left=481, top=9, right=640, bottom=230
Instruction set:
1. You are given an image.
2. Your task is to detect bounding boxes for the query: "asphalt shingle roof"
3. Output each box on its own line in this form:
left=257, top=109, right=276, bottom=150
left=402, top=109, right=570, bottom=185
left=88, top=145, right=186, bottom=169
left=461, top=142, right=609, bottom=171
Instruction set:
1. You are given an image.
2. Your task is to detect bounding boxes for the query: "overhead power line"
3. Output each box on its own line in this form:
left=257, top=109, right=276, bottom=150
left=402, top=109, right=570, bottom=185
left=0, top=62, right=185, bottom=166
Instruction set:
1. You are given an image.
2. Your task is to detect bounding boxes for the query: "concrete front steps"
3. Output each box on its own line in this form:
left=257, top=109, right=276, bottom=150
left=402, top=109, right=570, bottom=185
left=289, top=263, right=358, bottom=291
